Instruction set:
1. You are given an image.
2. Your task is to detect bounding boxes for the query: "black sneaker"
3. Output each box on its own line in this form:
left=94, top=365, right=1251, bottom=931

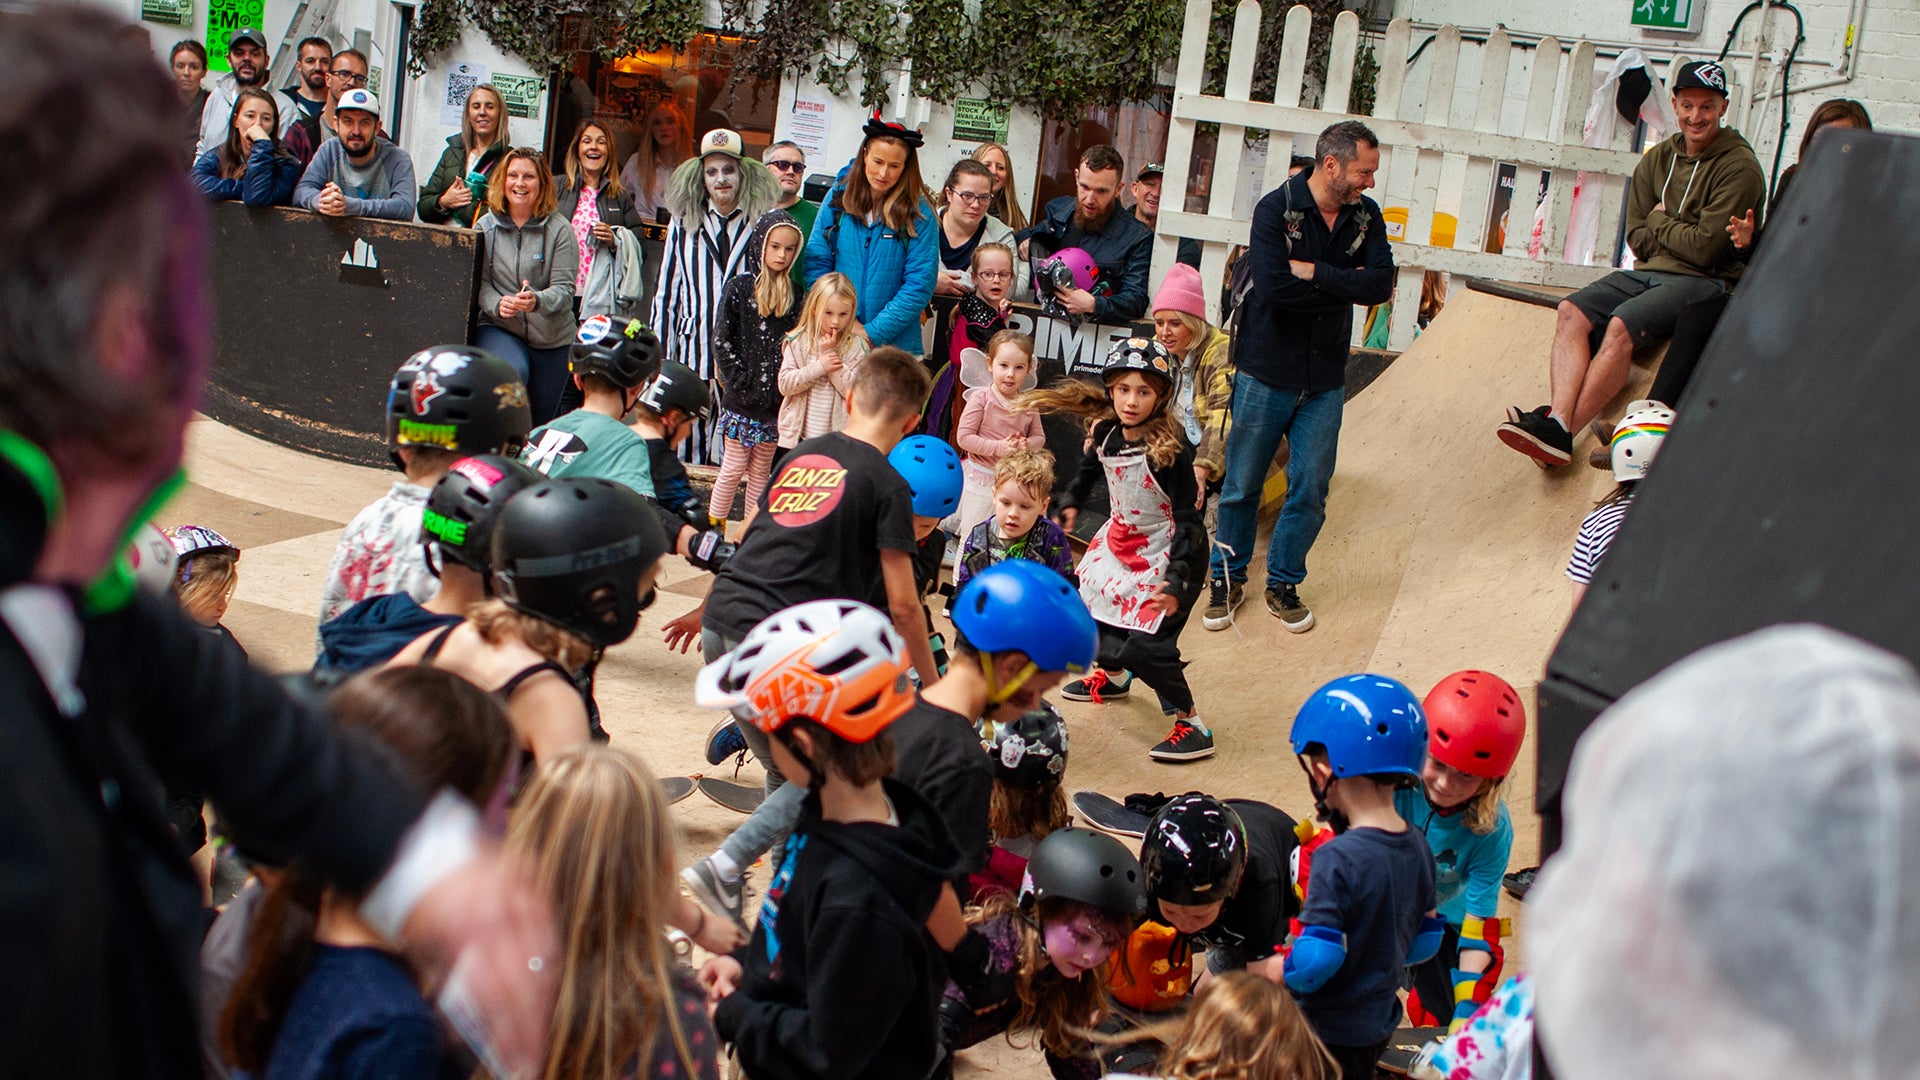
left=681, top=855, right=750, bottom=935
left=1061, top=669, right=1132, bottom=702
left=1201, top=577, right=1244, bottom=631
left=1503, top=865, right=1538, bottom=901
left=1266, top=584, right=1315, bottom=633
left=1496, top=406, right=1572, bottom=467
left=704, top=718, right=749, bottom=766
left=1149, top=719, right=1215, bottom=761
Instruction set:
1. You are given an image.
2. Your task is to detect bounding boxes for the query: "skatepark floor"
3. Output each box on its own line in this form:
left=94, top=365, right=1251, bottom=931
left=174, top=286, right=1655, bottom=1077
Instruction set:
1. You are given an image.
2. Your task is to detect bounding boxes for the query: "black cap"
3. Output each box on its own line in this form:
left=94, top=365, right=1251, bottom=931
left=1673, top=60, right=1730, bottom=97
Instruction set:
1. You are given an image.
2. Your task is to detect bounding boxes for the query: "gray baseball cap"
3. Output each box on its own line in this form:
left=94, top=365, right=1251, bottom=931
left=227, top=27, right=268, bottom=51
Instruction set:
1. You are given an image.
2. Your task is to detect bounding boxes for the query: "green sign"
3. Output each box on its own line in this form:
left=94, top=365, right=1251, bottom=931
left=204, top=0, right=266, bottom=72
left=493, top=73, right=544, bottom=120
left=1632, top=0, right=1699, bottom=32
left=141, top=0, right=193, bottom=28
left=953, top=97, right=1010, bottom=145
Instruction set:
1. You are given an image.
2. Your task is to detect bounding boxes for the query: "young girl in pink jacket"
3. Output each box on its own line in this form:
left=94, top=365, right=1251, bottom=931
left=954, top=329, right=1045, bottom=543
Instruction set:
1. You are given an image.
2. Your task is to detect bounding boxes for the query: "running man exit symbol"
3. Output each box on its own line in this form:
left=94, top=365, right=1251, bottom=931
left=1632, top=0, right=1698, bottom=31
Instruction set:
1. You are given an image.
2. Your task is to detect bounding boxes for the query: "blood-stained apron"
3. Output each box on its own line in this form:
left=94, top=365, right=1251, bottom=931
left=1077, top=440, right=1174, bottom=635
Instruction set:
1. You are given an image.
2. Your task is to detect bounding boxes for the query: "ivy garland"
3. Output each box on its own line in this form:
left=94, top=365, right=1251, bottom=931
left=409, top=0, right=704, bottom=78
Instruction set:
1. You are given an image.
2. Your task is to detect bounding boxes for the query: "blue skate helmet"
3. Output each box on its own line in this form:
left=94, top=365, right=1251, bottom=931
left=888, top=434, right=964, bottom=519
left=1289, top=673, right=1427, bottom=781
left=951, top=561, right=1097, bottom=704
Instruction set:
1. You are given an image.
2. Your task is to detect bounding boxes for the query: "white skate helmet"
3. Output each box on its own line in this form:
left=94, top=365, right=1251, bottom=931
left=1610, top=400, right=1674, bottom=483
left=695, top=599, right=913, bottom=741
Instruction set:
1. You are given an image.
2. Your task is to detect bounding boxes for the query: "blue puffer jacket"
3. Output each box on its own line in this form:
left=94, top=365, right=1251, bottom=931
left=803, top=165, right=939, bottom=355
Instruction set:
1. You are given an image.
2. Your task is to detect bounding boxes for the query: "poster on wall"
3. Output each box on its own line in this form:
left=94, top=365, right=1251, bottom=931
left=204, top=0, right=264, bottom=72
left=787, top=96, right=831, bottom=163
left=952, top=98, right=1010, bottom=145
left=493, top=74, right=543, bottom=120
left=441, top=61, right=489, bottom=125
left=1485, top=162, right=1518, bottom=253
left=141, top=0, right=192, bottom=28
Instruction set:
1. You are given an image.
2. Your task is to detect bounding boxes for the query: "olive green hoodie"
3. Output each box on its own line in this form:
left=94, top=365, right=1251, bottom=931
left=1625, top=125, right=1766, bottom=282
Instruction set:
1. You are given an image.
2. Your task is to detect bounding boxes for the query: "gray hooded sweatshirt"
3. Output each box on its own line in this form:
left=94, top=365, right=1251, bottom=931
left=474, top=210, right=580, bottom=349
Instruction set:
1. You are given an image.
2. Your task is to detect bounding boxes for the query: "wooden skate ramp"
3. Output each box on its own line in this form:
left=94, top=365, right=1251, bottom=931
left=1060, top=286, right=1664, bottom=873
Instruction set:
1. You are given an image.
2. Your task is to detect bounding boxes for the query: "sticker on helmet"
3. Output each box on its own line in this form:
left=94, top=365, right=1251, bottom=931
left=766, top=453, right=848, bottom=526
left=450, top=457, right=506, bottom=487
left=494, top=381, right=529, bottom=410
left=578, top=314, right=614, bottom=344
left=1000, top=733, right=1028, bottom=769
left=411, top=370, right=446, bottom=414
left=396, top=419, right=458, bottom=447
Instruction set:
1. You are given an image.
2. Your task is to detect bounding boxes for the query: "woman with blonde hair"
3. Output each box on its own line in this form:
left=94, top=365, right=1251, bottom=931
left=418, top=83, right=509, bottom=227
left=508, top=745, right=722, bottom=1080
left=474, top=146, right=579, bottom=423
left=1110, top=971, right=1334, bottom=1080
left=973, top=142, right=1029, bottom=231
left=620, top=99, right=692, bottom=222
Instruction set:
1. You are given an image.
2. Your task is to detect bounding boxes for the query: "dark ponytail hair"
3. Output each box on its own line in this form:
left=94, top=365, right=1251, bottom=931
left=217, top=667, right=514, bottom=1070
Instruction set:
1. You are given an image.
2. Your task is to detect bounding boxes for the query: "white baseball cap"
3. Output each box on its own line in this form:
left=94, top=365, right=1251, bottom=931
left=337, top=87, right=380, bottom=119
left=699, top=129, right=745, bottom=160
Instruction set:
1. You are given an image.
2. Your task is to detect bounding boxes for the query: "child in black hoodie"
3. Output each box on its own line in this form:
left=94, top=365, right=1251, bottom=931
left=695, top=598, right=962, bottom=1080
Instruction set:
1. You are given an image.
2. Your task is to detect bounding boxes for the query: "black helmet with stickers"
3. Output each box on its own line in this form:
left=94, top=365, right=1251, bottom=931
left=990, top=700, right=1070, bottom=789
left=1020, top=827, right=1147, bottom=919
left=1140, top=793, right=1249, bottom=907
left=490, top=477, right=668, bottom=647
left=420, top=454, right=542, bottom=581
left=1100, top=336, right=1175, bottom=397
left=386, top=345, right=532, bottom=463
left=570, top=315, right=662, bottom=390
left=638, top=360, right=711, bottom=421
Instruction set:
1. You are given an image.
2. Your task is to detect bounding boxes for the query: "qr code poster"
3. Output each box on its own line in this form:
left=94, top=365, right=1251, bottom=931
left=442, top=62, right=489, bottom=126
left=492, top=74, right=544, bottom=121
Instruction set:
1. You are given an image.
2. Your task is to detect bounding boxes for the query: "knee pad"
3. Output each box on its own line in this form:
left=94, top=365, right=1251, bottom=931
left=1282, top=924, right=1346, bottom=994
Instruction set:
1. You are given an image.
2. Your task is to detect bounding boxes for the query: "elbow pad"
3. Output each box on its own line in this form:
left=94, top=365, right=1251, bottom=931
left=685, top=529, right=735, bottom=574
left=1457, top=914, right=1500, bottom=957
left=1282, top=925, right=1347, bottom=994
left=1407, top=914, right=1447, bottom=967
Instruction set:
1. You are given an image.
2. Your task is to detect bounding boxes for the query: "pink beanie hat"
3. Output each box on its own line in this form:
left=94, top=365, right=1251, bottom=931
left=1152, top=261, right=1208, bottom=322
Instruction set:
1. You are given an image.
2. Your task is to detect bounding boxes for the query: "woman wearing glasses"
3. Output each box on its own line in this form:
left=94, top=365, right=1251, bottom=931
left=935, top=159, right=1028, bottom=300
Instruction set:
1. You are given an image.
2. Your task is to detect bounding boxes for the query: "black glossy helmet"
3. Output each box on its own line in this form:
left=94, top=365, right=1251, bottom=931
left=1100, top=336, right=1176, bottom=397
left=638, top=360, right=711, bottom=421
left=421, top=455, right=542, bottom=580
left=387, top=345, right=533, bottom=461
left=991, top=701, right=1069, bottom=789
left=490, top=478, right=667, bottom=647
left=1140, top=793, right=1248, bottom=906
left=570, top=315, right=662, bottom=390
left=1020, top=828, right=1147, bottom=919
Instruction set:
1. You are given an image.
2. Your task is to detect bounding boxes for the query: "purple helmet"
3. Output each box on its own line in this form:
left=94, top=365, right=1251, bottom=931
left=1036, top=246, right=1099, bottom=296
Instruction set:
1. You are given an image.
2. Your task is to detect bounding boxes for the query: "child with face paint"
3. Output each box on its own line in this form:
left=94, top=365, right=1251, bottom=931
left=942, top=829, right=1147, bottom=1080
left=1395, top=671, right=1524, bottom=1034
left=1021, top=338, right=1212, bottom=763
left=650, top=128, right=780, bottom=466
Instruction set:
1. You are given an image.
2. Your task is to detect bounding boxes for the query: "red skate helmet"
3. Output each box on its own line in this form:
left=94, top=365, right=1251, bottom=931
left=1423, top=670, right=1526, bottom=778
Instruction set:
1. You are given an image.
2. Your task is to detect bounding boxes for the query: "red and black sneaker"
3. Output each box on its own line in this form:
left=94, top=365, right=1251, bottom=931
left=1061, top=668, right=1133, bottom=703
left=1149, top=718, right=1215, bottom=762
left=1497, top=406, right=1573, bottom=467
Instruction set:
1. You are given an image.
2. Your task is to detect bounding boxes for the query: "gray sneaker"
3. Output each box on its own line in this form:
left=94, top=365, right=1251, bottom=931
left=681, top=856, right=749, bottom=936
left=1202, top=577, right=1244, bottom=631
left=1266, top=584, right=1315, bottom=633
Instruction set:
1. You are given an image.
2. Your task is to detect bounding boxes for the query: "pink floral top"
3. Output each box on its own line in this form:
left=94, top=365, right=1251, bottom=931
left=571, top=192, right=601, bottom=289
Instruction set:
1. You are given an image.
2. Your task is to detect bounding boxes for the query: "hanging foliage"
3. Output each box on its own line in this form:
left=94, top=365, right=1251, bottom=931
left=409, top=0, right=703, bottom=78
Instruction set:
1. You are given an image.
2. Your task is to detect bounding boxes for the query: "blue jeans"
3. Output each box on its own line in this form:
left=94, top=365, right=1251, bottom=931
left=475, top=324, right=571, bottom=426
left=1210, top=374, right=1344, bottom=589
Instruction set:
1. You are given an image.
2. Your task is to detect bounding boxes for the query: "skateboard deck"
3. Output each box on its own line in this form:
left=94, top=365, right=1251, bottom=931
left=1376, top=1025, right=1448, bottom=1076
left=1073, top=791, right=1151, bottom=837
left=699, top=775, right=766, bottom=814
left=660, top=776, right=696, bottom=805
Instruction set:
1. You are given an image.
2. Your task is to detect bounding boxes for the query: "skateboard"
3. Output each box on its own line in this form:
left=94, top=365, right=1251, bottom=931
left=1376, top=1025, right=1448, bottom=1077
left=1073, top=791, right=1152, bottom=838
left=660, top=776, right=696, bottom=805
left=699, top=775, right=767, bottom=814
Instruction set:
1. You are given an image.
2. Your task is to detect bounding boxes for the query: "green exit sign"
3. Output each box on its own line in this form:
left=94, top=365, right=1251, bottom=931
left=1634, top=0, right=1703, bottom=33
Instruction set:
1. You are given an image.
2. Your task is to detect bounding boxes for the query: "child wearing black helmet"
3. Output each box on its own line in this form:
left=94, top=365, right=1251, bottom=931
left=1022, top=337, right=1212, bottom=763
left=521, top=316, right=659, bottom=497
left=1138, top=793, right=1302, bottom=984
left=317, top=346, right=532, bottom=635
left=972, top=700, right=1072, bottom=903
left=942, top=828, right=1146, bottom=1079
left=314, top=454, right=540, bottom=678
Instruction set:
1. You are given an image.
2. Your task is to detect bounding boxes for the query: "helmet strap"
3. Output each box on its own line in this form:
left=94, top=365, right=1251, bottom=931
left=1301, top=757, right=1351, bottom=835
left=775, top=726, right=821, bottom=791
left=981, top=652, right=1039, bottom=708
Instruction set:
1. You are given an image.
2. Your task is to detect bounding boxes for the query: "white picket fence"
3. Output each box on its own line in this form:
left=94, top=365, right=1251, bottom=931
left=1154, top=0, right=1751, bottom=350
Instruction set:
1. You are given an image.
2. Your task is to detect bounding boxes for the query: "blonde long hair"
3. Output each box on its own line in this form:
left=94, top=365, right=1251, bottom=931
left=967, top=893, right=1124, bottom=1059
left=1019, top=377, right=1184, bottom=469
left=973, top=142, right=1028, bottom=231
left=1463, top=774, right=1508, bottom=836
left=469, top=598, right=596, bottom=674
left=461, top=84, right=509, bottom=156
left=790, top=272, right=867, bottom=360
left=1130, top=972, right=1335, bottom=1080
left=563, top=118, right=626, bottom=197
left=753, top=221, right=805, bottom=319
left=508, top=746, right=702, bottom=1080
left=486, top=147, right=558, bottom=219
left=631, top=99, right=690, bottom=192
